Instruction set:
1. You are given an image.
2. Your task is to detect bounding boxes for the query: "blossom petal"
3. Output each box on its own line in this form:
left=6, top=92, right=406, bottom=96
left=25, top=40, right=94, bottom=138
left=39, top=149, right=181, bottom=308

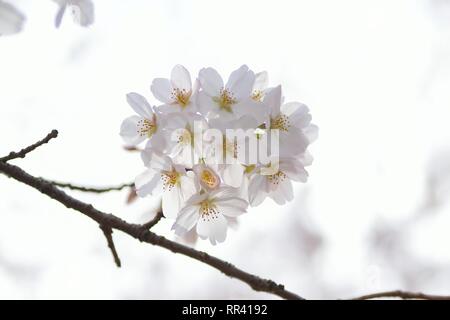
left=226, top=65, right=255, bottom=100
left=54, top=4, right=66, bottom=28
left=210, top=186, right=241, bottom=199
left=126, top=92, right=153, bottom=118
left=268, top=189, right=286, bottom=205
left=280, top=129, right=309, bottom=156
left=196, top=91, right=215, bottom=116
left=282, top=102, right=312, bottom=129
left=172, top=204, right=199, bottom=236
left=162, top=187, right=182, bottom=219
left=120, top=115, right=146, bottom=146
left=264, top=85, right=282, bottom=116
left=280, top=158, right=308, bottom=182
left=279, top=179, right=294, bottom=202
left=232, top=99, right=267, bottom=124
left=135, top=169, right=161, bottom=197
left=141, top=149, right=172, bottom=171
left=196, top=212, right=227, bottom=245
left=198, top=67, right=223, bottom=96
left=304, top=124, right=319, bottom=143
left=253, top=71, right=268, bottom=92
left=0, top=1, right=25, bottom=35
left=151, top=78, right=173, bottom=104
left=299, top=150, right=314, bottom=167
left=222, top=164, right=244, bottom=188
left=248, top=175, right=267, bottom=206
left=71, top=0, right=94, bottom=27
left=171, top=64, right=191, bottom=91
left=215, top=197, right=248, bottom=217
left=147, top=130, right=167, bottom=151
left=179, top=173, right=199, bottom=201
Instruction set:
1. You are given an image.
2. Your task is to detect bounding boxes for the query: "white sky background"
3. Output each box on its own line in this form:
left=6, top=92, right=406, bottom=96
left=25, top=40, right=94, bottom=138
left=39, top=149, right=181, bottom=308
left=0, top=0, right=450, bottom=299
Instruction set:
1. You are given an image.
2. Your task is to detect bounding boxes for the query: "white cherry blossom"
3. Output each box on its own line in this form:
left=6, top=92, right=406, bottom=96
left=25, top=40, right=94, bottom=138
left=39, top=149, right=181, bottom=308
left=135, top=150, right=198, bottom=219
left=197, top=65, right=264, bottom=122
left=121, top=65, right=317, bottom=244
left=120, top=92, right=166, bottom=150
left=264, top=85, right=315, bottom=157
left=151, top=65, right=198, bottom=114
left=248, top=157, right=309, bottom=206
left=172, top=187, right=248, bottom=245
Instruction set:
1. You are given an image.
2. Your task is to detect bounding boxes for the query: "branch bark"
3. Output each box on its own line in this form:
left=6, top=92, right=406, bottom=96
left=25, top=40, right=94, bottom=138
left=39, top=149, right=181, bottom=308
left=43, top=179, right=134, bottom=193
left=99, top=225, right=122, bottom=268
left=0, top=130, right=58, bottom=162
left=351, top=290, right=450, bottom=300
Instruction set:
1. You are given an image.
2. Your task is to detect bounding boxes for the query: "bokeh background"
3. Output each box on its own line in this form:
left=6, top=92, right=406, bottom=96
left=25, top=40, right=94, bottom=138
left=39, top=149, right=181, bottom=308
left=1, top=0, right=450, bottom=299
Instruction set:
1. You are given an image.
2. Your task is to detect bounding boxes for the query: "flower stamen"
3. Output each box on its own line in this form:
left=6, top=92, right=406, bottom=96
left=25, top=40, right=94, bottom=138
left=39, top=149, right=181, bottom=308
left=200, top=200, right=219, bottom=221
left=252, top=90, right=264, bottom=102
left=200, top=168, right=220, bottom=189
left=213, top=88, right=236, bottom=113
left=137, top=115, right=157, bottom=138
left=161, top=170, right=180, bottom=191
left=171, top=88, right=191, bottom=108
left=270, top=114, right=290, bottom=132
left=267, top=171, right=287, bottom=185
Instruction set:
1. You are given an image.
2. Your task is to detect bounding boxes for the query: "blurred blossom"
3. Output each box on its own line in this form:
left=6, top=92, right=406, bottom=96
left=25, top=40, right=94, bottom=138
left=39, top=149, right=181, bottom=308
left=0, top=1, right=25, bottom=36
left=53, top=0, right=94, bottom=27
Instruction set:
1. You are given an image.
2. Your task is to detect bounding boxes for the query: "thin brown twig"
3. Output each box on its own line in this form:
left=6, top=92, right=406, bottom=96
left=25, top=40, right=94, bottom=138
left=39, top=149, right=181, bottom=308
left=0, top=130, right=58, bottom=162
left=351, top=290, right=450, bottom=300
left=99, top=225, right=121, bottom=268
left=43, top=179, right=134, bottom=193
left=142, top=211, right=164, bottom=230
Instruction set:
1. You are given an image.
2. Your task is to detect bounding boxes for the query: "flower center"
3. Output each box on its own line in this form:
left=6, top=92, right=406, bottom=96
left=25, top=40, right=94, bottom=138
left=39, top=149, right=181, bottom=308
left=213, top=88, right=236, bottom=113
left=200, top=168, right=220, bottom=189
left=171, top=88, right=191, bottom=108
left=137, top=115, right=157, bottom=138
left=252, top=90, right=264, bottom=102
left=200, top=200, right=219, bottom=221
left=161, top=170, right=180, bottom=191
left=244, top=164, right=255, bottom=174
left=176, top=127, right=193, bottom=146
left=267, top=171, right=286, bottom=185
left=270, top=114, right=290, bottom=132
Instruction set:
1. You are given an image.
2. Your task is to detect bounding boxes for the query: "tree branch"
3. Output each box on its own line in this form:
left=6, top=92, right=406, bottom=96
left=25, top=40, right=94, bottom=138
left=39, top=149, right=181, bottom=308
left=351, top=290, right=450, bottom=300
left=0, top=130, right=58, bottom=162
left=0, top=158, right=303, bottom=300
left=42, top=179, right=134, bottom=193
left=99, top=225, right=121, bottom=267
left=3, top=130, right=448, bottom=300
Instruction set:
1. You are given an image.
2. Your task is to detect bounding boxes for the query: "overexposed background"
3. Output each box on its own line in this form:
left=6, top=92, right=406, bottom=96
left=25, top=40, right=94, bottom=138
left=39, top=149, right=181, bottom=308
left=1, top=0, right=450, bottom=299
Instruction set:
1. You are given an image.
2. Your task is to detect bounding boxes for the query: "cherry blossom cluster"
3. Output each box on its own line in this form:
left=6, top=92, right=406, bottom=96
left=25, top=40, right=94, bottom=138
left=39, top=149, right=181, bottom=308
left=120, top=65, right=317, bottom=244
